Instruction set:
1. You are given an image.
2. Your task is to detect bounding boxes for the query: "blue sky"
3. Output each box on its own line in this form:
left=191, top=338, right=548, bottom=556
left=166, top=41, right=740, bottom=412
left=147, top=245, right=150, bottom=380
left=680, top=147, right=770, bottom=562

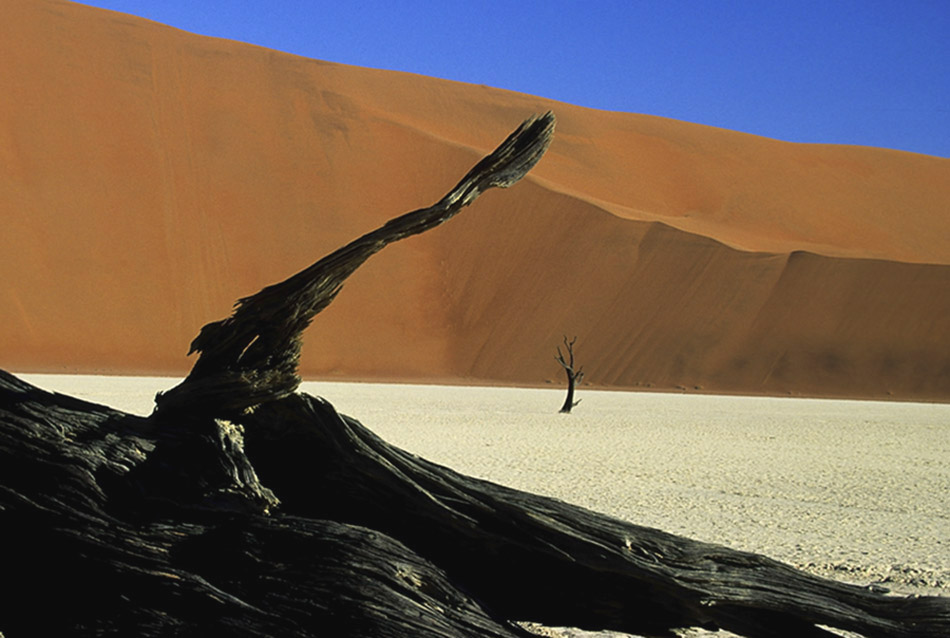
left=76, top=1, right=949, bottom=157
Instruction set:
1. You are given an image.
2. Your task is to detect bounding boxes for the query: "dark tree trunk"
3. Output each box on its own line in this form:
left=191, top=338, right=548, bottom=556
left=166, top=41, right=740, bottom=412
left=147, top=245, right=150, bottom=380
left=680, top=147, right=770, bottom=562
left=2, top=112, right=948, bottom=638
left=556, top=336, right=583, bottom=413
left=0, top=370, right=523, bottom=638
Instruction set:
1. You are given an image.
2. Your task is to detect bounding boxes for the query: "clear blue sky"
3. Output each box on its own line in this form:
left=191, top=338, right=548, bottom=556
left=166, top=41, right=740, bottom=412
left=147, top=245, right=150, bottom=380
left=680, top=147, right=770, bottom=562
left=76, top=1, right=949, bottom=157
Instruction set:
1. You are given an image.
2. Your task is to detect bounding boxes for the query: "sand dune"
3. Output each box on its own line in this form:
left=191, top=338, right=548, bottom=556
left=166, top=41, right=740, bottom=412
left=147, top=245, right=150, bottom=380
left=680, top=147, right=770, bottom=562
left=3, top=0, right=950, bottom=400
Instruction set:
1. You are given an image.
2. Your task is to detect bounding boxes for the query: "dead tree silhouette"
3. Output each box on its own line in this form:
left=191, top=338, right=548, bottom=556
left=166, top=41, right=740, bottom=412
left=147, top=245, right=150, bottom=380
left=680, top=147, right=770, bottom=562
left=555, top=335, right=584, bottom=413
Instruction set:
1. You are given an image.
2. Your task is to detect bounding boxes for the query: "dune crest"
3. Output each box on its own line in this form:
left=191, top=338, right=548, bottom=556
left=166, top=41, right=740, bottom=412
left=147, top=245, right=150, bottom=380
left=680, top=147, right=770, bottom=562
left=2, top=0, right=949, bottom=400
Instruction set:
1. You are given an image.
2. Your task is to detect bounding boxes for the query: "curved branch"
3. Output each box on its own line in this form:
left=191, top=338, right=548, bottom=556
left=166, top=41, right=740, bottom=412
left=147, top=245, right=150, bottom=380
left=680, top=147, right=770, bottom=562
left=155, top=112, right=556, bottom=416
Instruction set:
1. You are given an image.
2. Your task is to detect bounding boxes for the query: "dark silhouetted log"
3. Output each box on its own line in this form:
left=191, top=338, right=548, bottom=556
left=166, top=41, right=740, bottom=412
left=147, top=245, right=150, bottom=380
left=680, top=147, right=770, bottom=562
left=0, top=370, right=524, bottom=637
left=239, top=393, right=950, bottom=638
left=2, top=112, right=948, bottom=637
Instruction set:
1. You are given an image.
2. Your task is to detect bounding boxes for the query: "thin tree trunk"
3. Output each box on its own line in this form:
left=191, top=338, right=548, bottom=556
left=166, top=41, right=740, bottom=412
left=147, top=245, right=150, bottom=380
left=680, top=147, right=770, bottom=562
left=560, top=377, right=576, bottom=413
left=556, top=336, right=583, bottom=413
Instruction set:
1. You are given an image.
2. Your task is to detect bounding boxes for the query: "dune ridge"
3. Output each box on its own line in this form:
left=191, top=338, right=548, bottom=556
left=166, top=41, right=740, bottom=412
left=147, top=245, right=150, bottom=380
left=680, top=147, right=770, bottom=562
left=2, top=0, right=949, bottom=400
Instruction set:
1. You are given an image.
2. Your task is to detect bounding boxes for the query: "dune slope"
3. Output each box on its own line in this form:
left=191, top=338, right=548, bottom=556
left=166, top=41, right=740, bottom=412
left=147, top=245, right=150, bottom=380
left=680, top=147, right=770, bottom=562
left=2, top=0, right=949, bottom=400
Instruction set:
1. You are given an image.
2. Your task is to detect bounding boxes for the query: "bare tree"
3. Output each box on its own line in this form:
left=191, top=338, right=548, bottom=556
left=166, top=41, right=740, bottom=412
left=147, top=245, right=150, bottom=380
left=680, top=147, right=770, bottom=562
left=555, top=335, right=584, bottom=413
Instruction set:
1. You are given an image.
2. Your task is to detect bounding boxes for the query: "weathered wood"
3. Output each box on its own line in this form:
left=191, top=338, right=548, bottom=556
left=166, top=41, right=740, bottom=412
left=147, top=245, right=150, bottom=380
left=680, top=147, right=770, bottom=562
left=239, top=393, right=950, bottom=638
left=154, top=111, right=556, bottom=417
left=4, top=367, right=948, bottom=637
left=0, top=370, right=524, bottom=638
left=2, top=112, right=948, bottom=637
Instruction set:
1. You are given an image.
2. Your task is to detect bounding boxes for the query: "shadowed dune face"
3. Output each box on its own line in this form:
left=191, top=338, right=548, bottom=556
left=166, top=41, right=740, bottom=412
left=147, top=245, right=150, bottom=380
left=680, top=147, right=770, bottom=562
left=3, top=0, right=950, bottom=400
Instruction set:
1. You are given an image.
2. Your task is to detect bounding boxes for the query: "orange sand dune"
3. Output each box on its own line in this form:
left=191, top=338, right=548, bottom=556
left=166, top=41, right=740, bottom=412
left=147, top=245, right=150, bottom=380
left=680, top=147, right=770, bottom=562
left=2, top=0, right=949, bottom=400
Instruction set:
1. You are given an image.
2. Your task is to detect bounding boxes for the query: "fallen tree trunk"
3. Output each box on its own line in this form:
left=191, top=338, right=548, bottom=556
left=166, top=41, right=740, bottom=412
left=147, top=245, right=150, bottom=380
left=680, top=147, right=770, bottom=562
left=240, top=394, right=950, bottom=638
left=0, top=370, right=521, bottom=638
left=2, top=112, right=948, bottom=637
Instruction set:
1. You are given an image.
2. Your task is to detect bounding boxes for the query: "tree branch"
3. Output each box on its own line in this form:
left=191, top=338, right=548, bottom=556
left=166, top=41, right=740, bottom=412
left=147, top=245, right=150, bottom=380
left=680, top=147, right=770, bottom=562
left=155, top=112, right=556, bottom=416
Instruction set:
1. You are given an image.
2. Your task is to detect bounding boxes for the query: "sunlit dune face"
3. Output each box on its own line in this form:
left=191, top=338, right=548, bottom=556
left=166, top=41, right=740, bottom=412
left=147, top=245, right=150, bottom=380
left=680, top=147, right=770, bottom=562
left=2, top=0, right=949, bottom=401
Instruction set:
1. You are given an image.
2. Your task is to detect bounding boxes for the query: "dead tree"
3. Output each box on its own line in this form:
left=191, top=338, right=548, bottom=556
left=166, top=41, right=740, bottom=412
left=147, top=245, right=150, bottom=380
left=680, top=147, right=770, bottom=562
left=555, top=335, right=584, bottom=413
left=2, top=112, right=949, bottom=638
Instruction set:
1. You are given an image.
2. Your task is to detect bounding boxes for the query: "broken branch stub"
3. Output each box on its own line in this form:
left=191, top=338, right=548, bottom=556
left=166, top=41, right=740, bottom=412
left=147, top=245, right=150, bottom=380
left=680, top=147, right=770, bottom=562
left=155, top=112, right=556, bottom=416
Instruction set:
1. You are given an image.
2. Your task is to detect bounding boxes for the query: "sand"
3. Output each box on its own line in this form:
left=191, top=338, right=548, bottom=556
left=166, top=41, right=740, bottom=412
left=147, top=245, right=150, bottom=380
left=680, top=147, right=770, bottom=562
left=19, top=373, right=950, bottom=636
left=3, top=0, right=950, bottom=401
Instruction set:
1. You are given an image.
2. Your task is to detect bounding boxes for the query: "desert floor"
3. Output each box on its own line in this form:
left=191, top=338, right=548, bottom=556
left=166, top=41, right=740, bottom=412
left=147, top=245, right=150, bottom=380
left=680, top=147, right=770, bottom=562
left=19, top=374, right=950, bottom=637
